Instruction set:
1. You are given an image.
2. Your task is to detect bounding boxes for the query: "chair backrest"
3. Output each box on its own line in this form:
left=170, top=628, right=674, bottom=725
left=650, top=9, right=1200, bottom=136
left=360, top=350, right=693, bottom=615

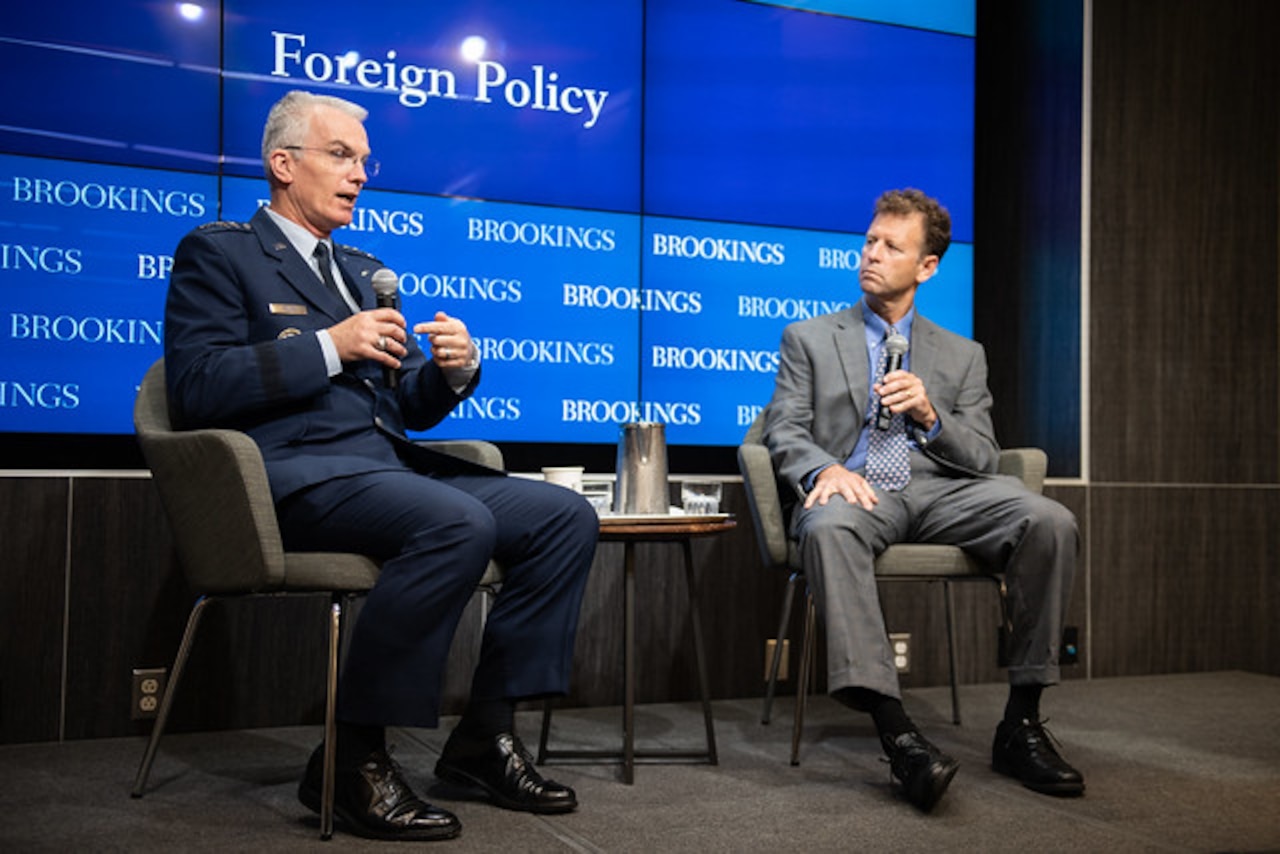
left=135, top=358, right=289, bottom=594
left=737, top=412, right=798, bottom=570
left=736, top=410, right=1048, bottom=571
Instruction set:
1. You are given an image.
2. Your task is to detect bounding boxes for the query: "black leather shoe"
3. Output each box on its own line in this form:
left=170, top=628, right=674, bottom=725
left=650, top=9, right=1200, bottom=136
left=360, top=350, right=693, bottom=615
left=435, top=729, right=577, bottom=814
left=881, top=731, right=960, bottom=812
left=992, top=718, right=1085, bottom=797
left=298, top=745, right=461, bottom=841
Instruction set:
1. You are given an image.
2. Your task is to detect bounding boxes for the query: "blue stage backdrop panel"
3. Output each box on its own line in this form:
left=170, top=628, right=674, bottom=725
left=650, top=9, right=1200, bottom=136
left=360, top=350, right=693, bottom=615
left=643, top=0, right=974, bottom=241
left=742, top=0, right=975, bottom=37
left=0, top=154, right=216, bottom=432
left=0, top=1, right=220, bottom=171
left=0, top=0, right=975, bottom=458
left=220, top=0, right=643, bottom=213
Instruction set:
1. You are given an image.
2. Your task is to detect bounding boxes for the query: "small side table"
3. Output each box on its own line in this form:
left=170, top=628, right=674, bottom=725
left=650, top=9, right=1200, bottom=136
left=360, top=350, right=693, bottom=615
left=536, top=514, right=736, bottom=784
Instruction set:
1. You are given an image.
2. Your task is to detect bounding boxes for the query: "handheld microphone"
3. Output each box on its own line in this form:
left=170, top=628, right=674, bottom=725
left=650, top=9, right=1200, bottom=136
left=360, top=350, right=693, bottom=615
left=875, top=332, right=909, bottom=430
left=370, top=268, right=400, bottom=389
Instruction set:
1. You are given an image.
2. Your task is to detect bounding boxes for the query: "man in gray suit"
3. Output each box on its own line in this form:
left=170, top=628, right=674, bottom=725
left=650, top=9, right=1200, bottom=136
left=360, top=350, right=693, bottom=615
left=762, top=188, right=1083, bottom=811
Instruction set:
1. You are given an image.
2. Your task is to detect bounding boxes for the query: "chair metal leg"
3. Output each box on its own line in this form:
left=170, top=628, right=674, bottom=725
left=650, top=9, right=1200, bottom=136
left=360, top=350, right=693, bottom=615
left=790, top=588, right=816, bottom=766
left=131, top=595, right=211, bottom=798
left=943, top=580, right=961, bottom=725
left=762, top=572, right=799, bottom=725
left=533, top=560, right=551, bottom=761
left=321, top=597, right=343, bottom=841
left=536, top=698, right=554, bottom=764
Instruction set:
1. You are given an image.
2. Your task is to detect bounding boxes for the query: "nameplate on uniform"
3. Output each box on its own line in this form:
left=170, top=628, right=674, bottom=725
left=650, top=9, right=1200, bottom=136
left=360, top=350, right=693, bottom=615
left=269, top=303, right=308, bottom=315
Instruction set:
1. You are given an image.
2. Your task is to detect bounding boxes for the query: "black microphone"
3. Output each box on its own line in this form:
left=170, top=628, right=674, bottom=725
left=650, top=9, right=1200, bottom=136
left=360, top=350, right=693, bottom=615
left=875, top=332, right=909, bottom=430
left=371, top=268, right=400, bottom=389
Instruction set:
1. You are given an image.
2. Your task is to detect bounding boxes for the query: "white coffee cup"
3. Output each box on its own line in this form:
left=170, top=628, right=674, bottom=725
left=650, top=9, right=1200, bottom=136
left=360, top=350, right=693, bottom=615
left=541, top=466, right=585, bottom=493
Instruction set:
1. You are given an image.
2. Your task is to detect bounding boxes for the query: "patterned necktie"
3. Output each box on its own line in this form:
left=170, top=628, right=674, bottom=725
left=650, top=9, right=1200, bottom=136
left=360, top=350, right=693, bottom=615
left=313, top=242, right=350, bottom=312
left=864, top=328, right=911, bottom=491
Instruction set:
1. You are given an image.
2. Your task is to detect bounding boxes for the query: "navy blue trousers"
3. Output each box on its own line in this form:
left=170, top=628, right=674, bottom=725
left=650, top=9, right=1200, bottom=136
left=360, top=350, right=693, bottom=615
left=277, top=469, right=598, bottom=728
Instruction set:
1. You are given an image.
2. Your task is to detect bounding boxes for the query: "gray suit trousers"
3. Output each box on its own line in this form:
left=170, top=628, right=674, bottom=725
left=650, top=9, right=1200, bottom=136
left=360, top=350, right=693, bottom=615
left=791, top=454, right=1078, bottom=700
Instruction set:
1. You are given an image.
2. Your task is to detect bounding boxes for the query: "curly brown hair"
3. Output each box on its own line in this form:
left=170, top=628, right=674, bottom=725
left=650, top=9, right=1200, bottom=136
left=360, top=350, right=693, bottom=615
left=873, top=188, right=952, bottom=260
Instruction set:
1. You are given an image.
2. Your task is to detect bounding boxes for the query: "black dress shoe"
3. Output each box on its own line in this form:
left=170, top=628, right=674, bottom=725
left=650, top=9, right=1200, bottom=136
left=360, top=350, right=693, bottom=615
left=435, top=729, right=577, bottom=814
left=881, top=731, right=960, bottom=813
left=298, top=745, right=461, bottom=841
left=992, top=718, right=1085, bottom=797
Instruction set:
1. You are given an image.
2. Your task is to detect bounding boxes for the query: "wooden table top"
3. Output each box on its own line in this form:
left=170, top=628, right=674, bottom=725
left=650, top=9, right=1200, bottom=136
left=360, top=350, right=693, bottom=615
left=597, top=513, right=737, bottom=539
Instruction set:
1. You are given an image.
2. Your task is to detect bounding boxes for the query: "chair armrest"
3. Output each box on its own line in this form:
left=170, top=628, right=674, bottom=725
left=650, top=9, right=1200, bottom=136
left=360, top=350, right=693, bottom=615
left=417, top=439, right=505, bottom=471
left=737, top=442, right=791, bottom=569
left=997, top=447, right=1048, bottom=494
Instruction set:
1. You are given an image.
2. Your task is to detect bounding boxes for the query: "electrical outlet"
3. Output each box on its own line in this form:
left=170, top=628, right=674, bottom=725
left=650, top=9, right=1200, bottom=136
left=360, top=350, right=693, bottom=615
left=889, top=632, right=911, bottom=673
left=131, top=668, right=166, bottom=720
left=764, top=638, right=790, bottom=681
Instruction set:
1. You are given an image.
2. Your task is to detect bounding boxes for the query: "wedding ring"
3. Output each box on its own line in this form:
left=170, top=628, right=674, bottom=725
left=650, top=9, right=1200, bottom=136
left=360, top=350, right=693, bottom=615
left=442, top=347, right=450, bottom=360
left=376, top=335, right=386, bottom=352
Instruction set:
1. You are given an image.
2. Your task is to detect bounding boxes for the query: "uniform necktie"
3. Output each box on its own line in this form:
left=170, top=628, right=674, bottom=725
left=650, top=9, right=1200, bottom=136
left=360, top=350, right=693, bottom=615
left=864, top=327, right=911, bottom=491
left=313, top=242, right=350, bottom=312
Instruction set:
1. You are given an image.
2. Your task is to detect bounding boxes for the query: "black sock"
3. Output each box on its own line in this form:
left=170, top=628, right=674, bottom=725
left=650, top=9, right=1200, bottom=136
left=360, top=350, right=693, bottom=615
left=833, top=687, right=915, bottom=743
left=1003, top=684, right=1044, bottom=724
left=335, top=721, right=385, bottom=768
left=457, top=696, right=515, bottom=739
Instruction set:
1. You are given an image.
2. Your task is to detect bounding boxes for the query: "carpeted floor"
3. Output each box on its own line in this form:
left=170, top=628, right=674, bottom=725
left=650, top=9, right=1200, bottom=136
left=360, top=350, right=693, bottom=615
left=2, top=671, right=1278, bottom=852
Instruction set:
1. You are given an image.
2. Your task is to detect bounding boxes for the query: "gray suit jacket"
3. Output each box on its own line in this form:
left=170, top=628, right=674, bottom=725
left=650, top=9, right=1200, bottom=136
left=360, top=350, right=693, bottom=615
left=762, top=303, right=1000, bottom=504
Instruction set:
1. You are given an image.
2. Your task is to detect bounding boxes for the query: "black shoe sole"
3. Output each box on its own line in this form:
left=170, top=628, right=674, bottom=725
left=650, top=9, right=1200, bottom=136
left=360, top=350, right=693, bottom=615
left=991, top=759, right=1086, bottom=797
left=298, top=780, right=462, bottom=841
left=434, top=762, right=578, bottom=815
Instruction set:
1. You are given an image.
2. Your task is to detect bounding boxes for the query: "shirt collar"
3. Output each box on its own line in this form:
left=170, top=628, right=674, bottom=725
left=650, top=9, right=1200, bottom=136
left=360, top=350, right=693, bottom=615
left=264, top=205, right=330, bottom=261
left=860, top=299, right=915, bottom=348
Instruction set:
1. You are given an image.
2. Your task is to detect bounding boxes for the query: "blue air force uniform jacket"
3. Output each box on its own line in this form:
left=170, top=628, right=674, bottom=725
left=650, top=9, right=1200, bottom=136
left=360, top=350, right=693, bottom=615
left=164, top=207, right=483, bottom=503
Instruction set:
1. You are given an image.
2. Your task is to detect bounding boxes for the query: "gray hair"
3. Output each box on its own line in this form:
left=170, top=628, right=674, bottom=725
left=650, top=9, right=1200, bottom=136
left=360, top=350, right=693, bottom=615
left=260, top=90, right=368, bottom=177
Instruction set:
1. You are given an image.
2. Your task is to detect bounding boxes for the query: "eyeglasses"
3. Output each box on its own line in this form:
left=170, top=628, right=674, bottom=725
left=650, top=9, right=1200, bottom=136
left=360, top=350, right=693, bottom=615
left=282, top=145, right=380, bottom=178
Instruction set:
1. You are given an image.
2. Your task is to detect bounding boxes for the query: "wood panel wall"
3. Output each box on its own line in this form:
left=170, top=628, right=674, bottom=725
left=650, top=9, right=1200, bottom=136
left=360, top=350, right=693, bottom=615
left=1086, top=0, right=1280, bottom=678
left=1090, top=0, right=1279, bottom=486
left=976, top=0, right=1279, bottom=685
left=0, top=478, right=68, bottom=744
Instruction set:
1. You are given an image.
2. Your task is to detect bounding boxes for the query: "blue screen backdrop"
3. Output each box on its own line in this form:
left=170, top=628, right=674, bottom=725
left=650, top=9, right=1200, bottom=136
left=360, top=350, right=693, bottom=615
left=0, top=0, right=974, bottom=450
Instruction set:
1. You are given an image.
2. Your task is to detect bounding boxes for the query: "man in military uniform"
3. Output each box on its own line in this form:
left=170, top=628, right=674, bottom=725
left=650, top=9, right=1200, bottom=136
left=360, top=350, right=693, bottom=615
left=164, top=90, right=598, bottom=842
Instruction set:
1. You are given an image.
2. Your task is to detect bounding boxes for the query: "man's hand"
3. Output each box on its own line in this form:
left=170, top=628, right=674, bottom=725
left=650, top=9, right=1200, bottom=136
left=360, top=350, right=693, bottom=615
left=414, top=311, right=475, bottom=369
left=327, top=308, right=406, bottom=369
left=805, top=465, right=880, bottom=511
left=875, top=369, right=937, bottom=430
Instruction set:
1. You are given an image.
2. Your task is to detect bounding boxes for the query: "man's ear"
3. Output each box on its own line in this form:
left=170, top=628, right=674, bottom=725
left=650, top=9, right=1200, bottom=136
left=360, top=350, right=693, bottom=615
left=267, top=149, right=295, bottom=186
left=916, top=254, right=940, bottom=285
